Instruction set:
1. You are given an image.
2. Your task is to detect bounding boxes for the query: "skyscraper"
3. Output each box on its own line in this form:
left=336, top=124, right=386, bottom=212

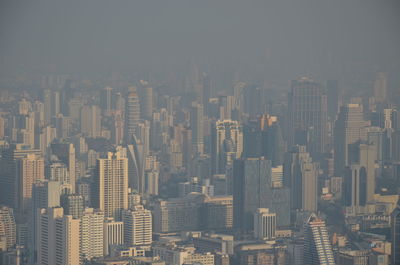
left=122, top=205, right=152, bottom=246
left=211, top=119, right=243, bottom=174
left=334, top=103, right=370, bottom=176
left=303, top=214, right=335, bottom=265
left=391, top=200, right=400, bottom=265
left=36, top=207, right=80, bottom=265
left=80, top=208, right=104, bottom=262
left=190, top=102, right=204, bottom=155
left=233, top=157, right=271, bottom=231
left=125, top=88, right=141, bottom=143
left=80, top=105, right=102, bottom=138
left=284, top=146, right=318, bottom=212
left=92, top=151, right=128, bottom=220
left=374, top=72, right=387, bottom=103
left=253, top=208, right=276, bottom=241
left=100, top=86, right=113, bottom=116
left=288, top=77, right=327, bottom=157
left=60, top=194, right=85, bottom=219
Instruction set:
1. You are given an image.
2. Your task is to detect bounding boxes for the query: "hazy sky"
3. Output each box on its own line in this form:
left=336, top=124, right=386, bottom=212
left=1, top=0, right=399, bottom=83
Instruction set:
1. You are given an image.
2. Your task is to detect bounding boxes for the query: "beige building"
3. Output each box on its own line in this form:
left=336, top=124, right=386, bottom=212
left=93, top=152, right=129, bottom=220
left=122, top=205, right=152, bottom=246
left=36, top=207, right=80, bottom=265
left=153, top=244, right=214, bottom=265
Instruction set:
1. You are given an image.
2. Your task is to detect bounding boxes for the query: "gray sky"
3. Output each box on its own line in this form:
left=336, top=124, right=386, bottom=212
left=1, top=0, right=399, bottom=83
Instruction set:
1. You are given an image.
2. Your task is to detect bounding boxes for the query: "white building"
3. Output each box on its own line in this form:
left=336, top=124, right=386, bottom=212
left=122, top=205, right=152, bottom=246
left=254, top=208, right=276, bottom=241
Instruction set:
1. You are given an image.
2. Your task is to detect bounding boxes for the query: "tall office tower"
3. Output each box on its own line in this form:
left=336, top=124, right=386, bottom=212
left=334, top=103, right=370, bottom=176
left=16, top=153, right=45, bottom=216
left=125, top=88, right=141, bottom=143
left=33, top=100, right=45, bottom=127
left=38, top=126, right=57, bottom=156
left=243, top=119, right=263, bottom=158
left=112, top=112, right=124, bottom=145
left=80, top=105, right=102, bottom=138
left=288, top=77, right=328, bottom=158
left=103, top=218, right=124, bottom=256
left=0, top=116, right=5, bottom=139
left=36, top=207, right=80, bottom=265
left=260, top=114, right=286, bottom=166
left=190, top=102, right=204, bottom=155
left=51, top=90, right=61, bottom=118
left=41, top=89, right=52, bottom=124
left=0, top=206, right=16, bottom=250
left=31, top=181, right=70, bottom=263
left=347, top=142, right=377, bottom=202
left=122, top=205, right=152, bottom=246
left=243, top=85, right=262, bottom=118
left=80, top=208, right=104, bottom=262
left=254, top=208, right=276, bottom=241
left=100, top=86, right=113, bottom=116
left=343, top=165, right=367, bottom=207
left=303, top=214, right=335, bottom=265
left=391, top=200, right=400, bottom=265
left=18, top=98, right=31, bottom=115
left=374, top=72, right=387, bottom=103
left=211, top=120, right=243, bottom=174
left=14, top=111, right=35, bottom=148
left=326, top=80, right=339, bottom=120
left=60, top=194, right=85, bottom=219
left=93, top=151, right=128, bottom=220
left=233, top=157, right=271, bottom=231
left=51, top=142, right=76, bottom=192
left=0, top=144, right=42, bottom=209
left=60, top=79, right=73, bottom=116
left=201, top=72, right=212, bottom=108
left=140, top=85, right=153, bottom=120
left=284, top=145, right=318, bottom=212
left=144, top=169, right=159, bottom=195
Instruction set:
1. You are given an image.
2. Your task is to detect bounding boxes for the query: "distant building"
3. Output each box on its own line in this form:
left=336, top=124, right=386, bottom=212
left=391, top=200, right=400, bottom=265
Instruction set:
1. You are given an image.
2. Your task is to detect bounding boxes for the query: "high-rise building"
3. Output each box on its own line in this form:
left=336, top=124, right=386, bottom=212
left=122, top=205, right=152, bottom=246
left=334, top=103, right=370, bottom=176
left=288, top=77, right=327, bottom=157
left=374, top=72, right=387, bottom=103
left=80, top=105, right=102, bottom=138
left=233, top=157, right=271, bottom=231
left=80, top=208, right=104, bottom=262
left=253, top=208, right=276, bottom=241
left=100, top=86, right=113, bottom=116
left=343, top=165, right=367, bottom=208
left=125, top=89, right=141, bottom=143
left=211, top=120, right=243, bottom=174
left=0, top=144, right=42, bottom=209
left=60, top=194, right=85, bottom=219
left=326, top=80, right=339, bottom=120
left=284, top=146, right=318, bottom=212
left=31, top=181, right=71, bottom=263
left=0, top=206, right=16, bottom=250
left=303, top=214, right=335, bottom=265
left=391, top=200, right=400, bottom=265
left=92, top=151, right=128, bottom=220
left=190, top=102, right=204, bottom=155
left=51, top=142, right=76, bottom=193
left=103, top=217, right=124, bottom=256
left=16, top=153, right=45, bottom=216
left=139, top=84, right=153, bottom=120
left=36, top=207, right=80, bottom=265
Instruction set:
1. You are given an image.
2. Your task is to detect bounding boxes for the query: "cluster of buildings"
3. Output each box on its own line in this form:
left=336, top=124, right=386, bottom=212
left=0, top=71, right=398, bottom=265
